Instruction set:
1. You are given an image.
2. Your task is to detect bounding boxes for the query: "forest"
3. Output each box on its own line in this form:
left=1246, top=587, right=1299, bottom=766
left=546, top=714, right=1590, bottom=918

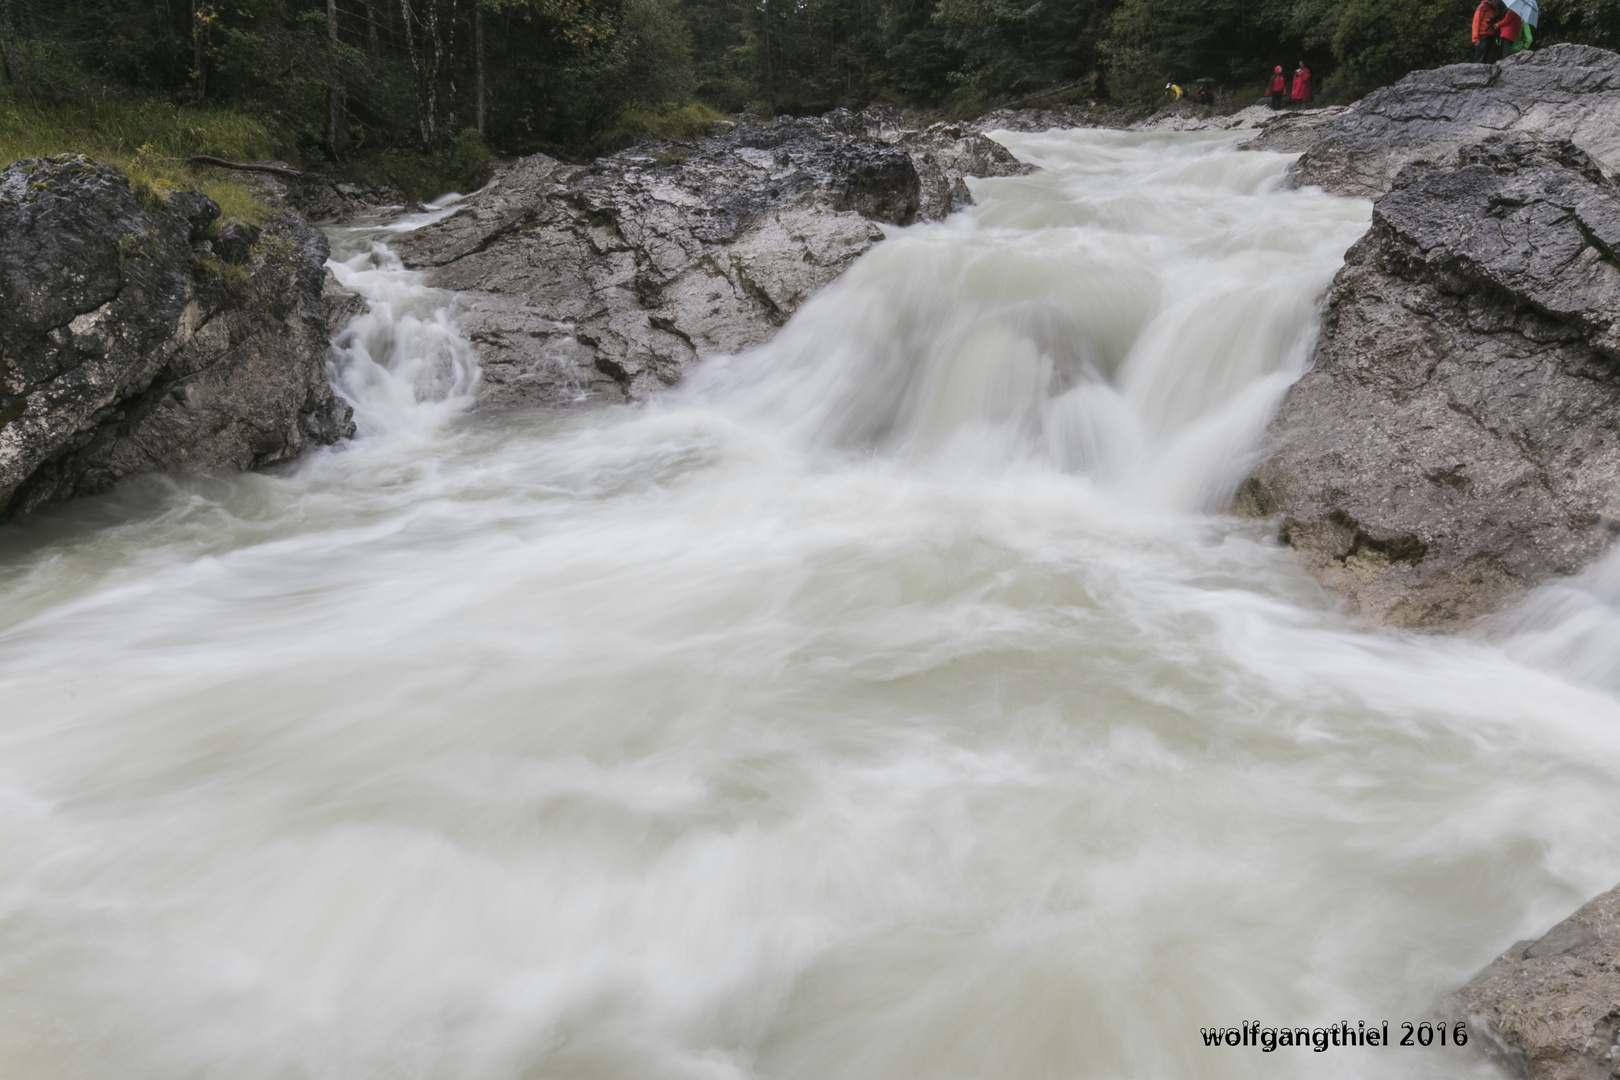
left=2, top=0, right=1619, bottom=178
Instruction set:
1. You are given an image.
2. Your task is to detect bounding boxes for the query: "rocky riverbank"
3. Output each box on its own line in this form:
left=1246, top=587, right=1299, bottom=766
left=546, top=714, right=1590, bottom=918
left=1451, top=882, right=1620, bottom=1080
left=390, top=109, right=1031, bottom=407
left=1236, top=44, right=1620, bottom=631
left=1246, top=44, right=1620, bottom=197
left=0, top=106, right=1049, bottom=512
left=0, top=154, right=353, bottom=517
left=1231, top=46, right=1620, bottom=1080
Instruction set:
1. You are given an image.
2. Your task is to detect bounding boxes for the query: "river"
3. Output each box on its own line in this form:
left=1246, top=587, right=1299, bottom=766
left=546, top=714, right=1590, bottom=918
left=1, top=128, right=1618, bottom=1080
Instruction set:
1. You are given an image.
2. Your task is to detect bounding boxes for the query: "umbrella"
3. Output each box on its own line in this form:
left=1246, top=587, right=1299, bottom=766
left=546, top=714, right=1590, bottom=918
left=1195, top=77, right=1217, bottom=83
left=1505, top=0, right=1538, bottom=28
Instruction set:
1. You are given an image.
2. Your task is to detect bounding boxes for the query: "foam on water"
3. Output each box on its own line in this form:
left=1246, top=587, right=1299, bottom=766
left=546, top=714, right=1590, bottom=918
left=0, top=129, right=1616, bottom=1080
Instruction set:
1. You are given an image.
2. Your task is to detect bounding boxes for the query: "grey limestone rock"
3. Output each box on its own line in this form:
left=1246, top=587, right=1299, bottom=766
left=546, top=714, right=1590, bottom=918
left=1451, top=882, right=1620, bottom=1080
left=0, top=154, right=354, bottom=516
left=391, top=111, right=1030, bottom=408
left=1243, top=44, right=1620, bottom=197
left=1238, top=132, right=1620, bottom=629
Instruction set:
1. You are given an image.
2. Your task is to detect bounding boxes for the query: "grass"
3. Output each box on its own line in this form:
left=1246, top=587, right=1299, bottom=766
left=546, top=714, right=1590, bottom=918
left=1, top=89, right=287, bottom=223
left=596, top=102, right=730, bottom=152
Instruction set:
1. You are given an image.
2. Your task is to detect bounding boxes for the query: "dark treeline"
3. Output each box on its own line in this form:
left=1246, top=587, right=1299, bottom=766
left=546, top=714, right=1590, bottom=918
left=1, top=0, right=1617, bottom=162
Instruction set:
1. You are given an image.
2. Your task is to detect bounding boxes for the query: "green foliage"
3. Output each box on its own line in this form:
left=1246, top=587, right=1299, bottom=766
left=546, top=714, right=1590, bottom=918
left=0, top=90, right=282, bottom=164
left=1315, top=0, right=1469, bottom=94
left=932, top=0, right=1045, bottom=97
left=0, top=97, right=273, bottom=224
left=334, top=129, right=492, bottom=198
left=116, top=228, right=159, bottom=265
left=599, top=101, right=726, bottom=145
left=201, top=179, right=272, bottom=225
left=1, top=0, right=1616, bottom=202
left=189, top=251, right=253, bottom=307
left=1540, top=0, right=1620, bottom=48
left=672, top=0, right=1113, bottom=115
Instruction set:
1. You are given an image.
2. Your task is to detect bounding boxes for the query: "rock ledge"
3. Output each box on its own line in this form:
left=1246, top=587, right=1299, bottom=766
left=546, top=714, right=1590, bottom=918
left=391, top=109, right=1031, bottom=407
left=0, top=154, right=353, bottom=516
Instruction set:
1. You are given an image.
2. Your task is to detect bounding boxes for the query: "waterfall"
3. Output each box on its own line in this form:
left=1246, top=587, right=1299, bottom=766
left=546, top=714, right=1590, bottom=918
left=325, top=195, right=484, bottom=437
left=681, top=129, right=1368, bottom=509
left=0, top=130, right=1617, bottom=1080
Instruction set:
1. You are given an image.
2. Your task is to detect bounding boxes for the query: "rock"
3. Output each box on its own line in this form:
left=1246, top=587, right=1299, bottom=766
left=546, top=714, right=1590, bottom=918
left=391, top=110, right=1030, bottom=408
left=0, top=154, right=354, bottom=517
left=1450, top=882, right=1620, bottom=1080
left=1132, top=102, right=1347, bottom=134
left=970, top=102, right=1145, bottom=134
left=1231, top=106, right=1349, bottom=152
left=1237, top=132, right=1620, bottom=629
left=1243, top=44, right=1620, bottom=198
left=212, top=220, right=261, bottom=264
left=290, top=171, right=412, bottom=223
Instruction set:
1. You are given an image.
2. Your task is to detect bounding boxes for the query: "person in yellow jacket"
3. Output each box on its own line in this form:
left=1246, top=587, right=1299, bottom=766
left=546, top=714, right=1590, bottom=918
left=1164, top=82, right=1184, bottom=101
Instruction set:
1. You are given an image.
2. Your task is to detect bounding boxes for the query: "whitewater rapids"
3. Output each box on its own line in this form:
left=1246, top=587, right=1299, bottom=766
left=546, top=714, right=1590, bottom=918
left=1, top=129, right=1618, bottom=1080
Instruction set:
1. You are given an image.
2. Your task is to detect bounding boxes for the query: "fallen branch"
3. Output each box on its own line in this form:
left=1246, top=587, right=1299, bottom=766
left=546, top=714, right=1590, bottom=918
left=185, top=156, right=311, bottom=180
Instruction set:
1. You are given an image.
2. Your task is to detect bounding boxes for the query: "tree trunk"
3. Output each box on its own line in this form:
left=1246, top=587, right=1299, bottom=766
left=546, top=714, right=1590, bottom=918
left=762, top=0, right=771, bottom=105
left=365, top=0, right=379, bottom=59
left=152, top=0, right=174, bottom=43
left=422, top=0, right=440, bottom=145
left=474, top=0, right=484, bottom=138
left=191, top=0, right=206, bottom=99
left=445, top=0, right=455, bottom=131
left=15, top=0, right=38, bottom=88
left=326, top=0, right=343, bottom=155
left=0, top=0, right=26, bottom=90
left=400, top=0, right=432, bottom=147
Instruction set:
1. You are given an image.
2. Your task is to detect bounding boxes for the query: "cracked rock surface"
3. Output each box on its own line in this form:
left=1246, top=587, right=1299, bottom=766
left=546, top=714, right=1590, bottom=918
left=391, top=108, right=1030, bottom=407
left=1244, top=44, right=1620, bottom=197
left=1237, top=132, right=1620, bottom=629
left=1451, top=883, right=1620, bottom=1080
left=0, top=155, right=353, bottom=516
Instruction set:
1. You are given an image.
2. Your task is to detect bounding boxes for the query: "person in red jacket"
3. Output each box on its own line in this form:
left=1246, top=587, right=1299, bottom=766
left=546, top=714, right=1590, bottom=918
left=1497, top=6, right=1523, bottom=54
left=1290, top=62, right=1312, bottom=108
left=1267, top=66, right=1286, bottom=109
left=1473, top=0, right=1502, bottom=62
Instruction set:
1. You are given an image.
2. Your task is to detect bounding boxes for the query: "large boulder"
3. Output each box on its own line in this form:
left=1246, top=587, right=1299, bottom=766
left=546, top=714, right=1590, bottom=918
left=1238, top=133, right=1620, bottom=629
left=1451, top=882, right=1620, bottom=1080
left=0, top=155, right=353, bottom=516
left=391, top=111, right=1030, bottom=407
left=1244, top=44, right=1620, bottom=197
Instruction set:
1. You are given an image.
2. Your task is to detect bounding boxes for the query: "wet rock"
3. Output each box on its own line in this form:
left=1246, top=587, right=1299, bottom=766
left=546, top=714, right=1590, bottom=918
left=0, top=154, right=354, bottom=517
left=212, top=220, right=261, bottom=264
left=1237, top=133, right=1620, bottom=629
left=1230, top=106, right=1349, bottom=151
left=391, top=110, right=1030, bottom=407
left=970, top=102, right=1145, bottom=133
left=291, top=171, right=412, bottom=223
left=1450, top=882, right=1620, bottom=1080
left=1243, top=44, right=1620, bottom=198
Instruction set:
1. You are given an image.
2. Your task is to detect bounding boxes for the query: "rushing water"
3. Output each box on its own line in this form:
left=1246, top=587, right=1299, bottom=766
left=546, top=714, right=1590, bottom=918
left=2, top=130, right=1619, bottom=1080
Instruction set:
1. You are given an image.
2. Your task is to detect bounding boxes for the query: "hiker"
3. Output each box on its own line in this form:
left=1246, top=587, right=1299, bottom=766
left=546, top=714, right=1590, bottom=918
left=1290, top=62, right=1312, bottom=109
left=1197, top=84, right=1215, bottom=105
left=1165, top=82, right=1184, bottom=101
left=1497, top=5, right=1523, bottom=55
left=1267, top=66, right=1286, bottom=109
left=1473, top=0, right=1502, bottom=62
